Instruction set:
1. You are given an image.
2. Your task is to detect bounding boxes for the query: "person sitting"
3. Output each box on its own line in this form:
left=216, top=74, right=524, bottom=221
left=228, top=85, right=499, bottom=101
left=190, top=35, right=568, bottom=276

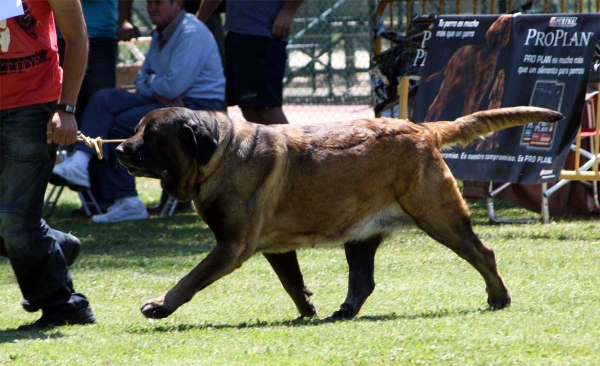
left=56, top=0, right=140, bottom=215
left=51, top=0, right=225, bottom=223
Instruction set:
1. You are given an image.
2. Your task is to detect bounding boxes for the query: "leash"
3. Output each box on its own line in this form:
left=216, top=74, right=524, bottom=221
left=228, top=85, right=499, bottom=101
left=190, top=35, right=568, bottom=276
left=77, top=132, right=125, bottom=160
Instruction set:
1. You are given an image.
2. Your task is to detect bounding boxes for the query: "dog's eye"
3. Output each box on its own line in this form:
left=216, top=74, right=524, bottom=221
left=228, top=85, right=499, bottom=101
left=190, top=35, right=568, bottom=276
left=143, top=128, right=154, bottom=139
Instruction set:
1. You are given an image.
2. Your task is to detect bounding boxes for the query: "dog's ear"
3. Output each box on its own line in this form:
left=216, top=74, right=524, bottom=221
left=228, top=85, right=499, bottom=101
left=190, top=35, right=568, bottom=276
left=180, top=123, right=218, bottom=165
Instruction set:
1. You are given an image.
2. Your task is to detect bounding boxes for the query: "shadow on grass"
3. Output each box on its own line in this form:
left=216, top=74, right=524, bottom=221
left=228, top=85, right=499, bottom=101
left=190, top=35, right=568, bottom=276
left=0, top=329, right=65, bottom=343
left=46, top=214, right=217, bottom=263
left=127, top=307, right=484, bottom=334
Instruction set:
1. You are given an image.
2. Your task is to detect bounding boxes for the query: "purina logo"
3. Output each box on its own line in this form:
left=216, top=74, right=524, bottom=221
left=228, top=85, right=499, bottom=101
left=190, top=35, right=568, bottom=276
left=539, top=169, right=554, bottom=176
left=549, top=17, right=577, bottom=27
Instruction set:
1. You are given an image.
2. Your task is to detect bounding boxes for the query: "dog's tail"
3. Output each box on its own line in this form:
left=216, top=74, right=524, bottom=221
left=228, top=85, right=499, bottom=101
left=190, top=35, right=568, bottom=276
left=427, top=106, right=563, bottom=148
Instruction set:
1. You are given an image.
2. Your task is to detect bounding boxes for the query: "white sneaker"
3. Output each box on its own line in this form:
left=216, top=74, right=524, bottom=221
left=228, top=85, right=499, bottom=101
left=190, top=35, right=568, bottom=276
left=91, top=197, right=149, bottom=224
left=50, top=155, right=90, bottom=190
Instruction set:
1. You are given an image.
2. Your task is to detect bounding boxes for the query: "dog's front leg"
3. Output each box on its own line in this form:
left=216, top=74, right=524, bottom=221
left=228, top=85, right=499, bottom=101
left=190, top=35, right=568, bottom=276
left=263, top=251, right=317, bottom=318
left=140, top=243, right=255, bottom=319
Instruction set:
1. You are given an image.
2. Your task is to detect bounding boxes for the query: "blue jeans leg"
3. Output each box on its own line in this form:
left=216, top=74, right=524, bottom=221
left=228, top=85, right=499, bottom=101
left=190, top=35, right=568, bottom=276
left=0, top=103, right=89, bottom=310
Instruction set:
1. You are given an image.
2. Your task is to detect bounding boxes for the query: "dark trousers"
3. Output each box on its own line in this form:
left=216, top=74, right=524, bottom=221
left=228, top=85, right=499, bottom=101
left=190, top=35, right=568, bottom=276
left=0, top=103, right=89, bottom=310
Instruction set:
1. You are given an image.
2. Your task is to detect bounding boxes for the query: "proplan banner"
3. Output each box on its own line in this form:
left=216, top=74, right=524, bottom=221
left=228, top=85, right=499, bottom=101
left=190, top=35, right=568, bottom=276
left=412, top=13, right=600, bottom=184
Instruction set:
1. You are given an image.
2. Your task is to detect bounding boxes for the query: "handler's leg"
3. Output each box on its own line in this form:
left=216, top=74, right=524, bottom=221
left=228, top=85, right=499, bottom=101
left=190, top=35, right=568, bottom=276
left=0, top=104, right=95, bottom=330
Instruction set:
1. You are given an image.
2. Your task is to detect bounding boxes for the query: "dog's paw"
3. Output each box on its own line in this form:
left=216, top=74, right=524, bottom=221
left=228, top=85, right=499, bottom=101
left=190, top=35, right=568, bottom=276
left=487, top=292, right=511, bottom=310
left=298, top=307, right=318, bottom=319
left=140, top=297, right=174, bottom=319
left=325, top=303, right=357, bottom=321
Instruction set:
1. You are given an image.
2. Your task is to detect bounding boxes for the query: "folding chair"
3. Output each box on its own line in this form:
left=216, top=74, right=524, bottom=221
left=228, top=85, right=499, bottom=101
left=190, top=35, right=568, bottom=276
left=43, top=150, right=103, bottom=217
left=542, top=90, right=600, bottom=222
left=43, top=184, right=103, bottom=217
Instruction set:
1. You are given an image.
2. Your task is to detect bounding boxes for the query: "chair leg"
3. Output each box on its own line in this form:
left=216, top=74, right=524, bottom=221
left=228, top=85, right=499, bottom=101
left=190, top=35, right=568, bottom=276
left=43, top=185, right=66, bottom=217
left=78, top=190, right=103, bottom=216
left=160, top=196, right=179, bottom=217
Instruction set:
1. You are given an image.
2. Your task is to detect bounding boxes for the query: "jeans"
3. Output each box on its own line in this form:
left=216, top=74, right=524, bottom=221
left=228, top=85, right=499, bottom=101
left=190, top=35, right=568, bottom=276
left=0, top=103, right=89, bottom=310
left=76, top=88, right=223, bottom=200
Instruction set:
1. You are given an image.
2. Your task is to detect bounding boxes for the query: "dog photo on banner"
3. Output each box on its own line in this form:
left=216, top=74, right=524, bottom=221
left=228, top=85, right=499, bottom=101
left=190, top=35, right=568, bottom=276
left=411, top=13, right=600, bottom=216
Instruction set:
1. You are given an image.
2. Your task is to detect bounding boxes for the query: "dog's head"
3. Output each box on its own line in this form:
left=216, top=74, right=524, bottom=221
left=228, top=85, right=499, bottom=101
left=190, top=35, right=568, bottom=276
left=116, top=107, right=222, bottom=197
left=485, top=14, right=511, bottom=48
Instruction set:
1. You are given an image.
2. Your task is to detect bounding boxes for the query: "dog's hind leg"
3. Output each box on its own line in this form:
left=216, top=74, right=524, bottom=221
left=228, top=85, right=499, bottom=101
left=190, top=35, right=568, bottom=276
left=403, top=183, right=511, bottom=310
left=422, top=219, right=510, bottom=309
left=263, top=251, right=317, bottom=318
left=329, top=236, right=382, bottom=320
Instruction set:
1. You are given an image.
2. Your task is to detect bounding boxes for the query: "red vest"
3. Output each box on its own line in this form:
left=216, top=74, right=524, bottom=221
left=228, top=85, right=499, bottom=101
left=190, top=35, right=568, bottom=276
left=0, top=0, right=62, bottom=110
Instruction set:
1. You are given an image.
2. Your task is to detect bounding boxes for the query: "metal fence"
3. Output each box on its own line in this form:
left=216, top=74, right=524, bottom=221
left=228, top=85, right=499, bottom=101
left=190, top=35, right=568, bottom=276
left=283, top=0, right=375, bottom=105
left=121, top=0, right=599, bottom=123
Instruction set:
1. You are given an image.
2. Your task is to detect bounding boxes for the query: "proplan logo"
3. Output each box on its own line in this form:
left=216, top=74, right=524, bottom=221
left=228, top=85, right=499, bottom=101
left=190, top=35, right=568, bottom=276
left=539, top=169, right=556, bottom=180
left=549, top=17, right=577, bottom=27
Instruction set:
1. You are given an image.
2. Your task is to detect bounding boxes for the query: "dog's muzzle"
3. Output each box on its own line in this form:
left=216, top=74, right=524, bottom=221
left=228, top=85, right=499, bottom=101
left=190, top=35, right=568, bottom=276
left=115, top=143, right=168, bottom=179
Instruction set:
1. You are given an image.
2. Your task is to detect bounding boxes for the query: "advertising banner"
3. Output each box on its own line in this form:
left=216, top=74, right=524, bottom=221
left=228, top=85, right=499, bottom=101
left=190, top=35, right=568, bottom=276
left=412, top=13, right=600, bottom=184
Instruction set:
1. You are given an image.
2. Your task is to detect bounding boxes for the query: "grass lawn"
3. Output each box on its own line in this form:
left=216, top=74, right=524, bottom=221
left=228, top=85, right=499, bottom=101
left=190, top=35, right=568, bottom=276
left=1, top=177, right=599, bottom=365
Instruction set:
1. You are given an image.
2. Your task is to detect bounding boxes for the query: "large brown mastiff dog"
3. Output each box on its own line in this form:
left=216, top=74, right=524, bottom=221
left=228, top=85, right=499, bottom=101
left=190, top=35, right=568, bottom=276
left=116, top=106, right=562, bottom=320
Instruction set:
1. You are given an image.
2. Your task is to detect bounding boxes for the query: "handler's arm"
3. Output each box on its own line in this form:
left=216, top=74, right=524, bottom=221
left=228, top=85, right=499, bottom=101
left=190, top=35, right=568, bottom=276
left=48, top=0, right=88, bottom=146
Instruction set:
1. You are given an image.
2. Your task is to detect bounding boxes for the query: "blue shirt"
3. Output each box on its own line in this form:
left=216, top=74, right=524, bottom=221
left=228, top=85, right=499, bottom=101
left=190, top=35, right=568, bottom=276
left=58, top=0, right=118, bottom=39
left=135, top=12, right=225, bottom=102
left=224, top=0, right=286, bottom=40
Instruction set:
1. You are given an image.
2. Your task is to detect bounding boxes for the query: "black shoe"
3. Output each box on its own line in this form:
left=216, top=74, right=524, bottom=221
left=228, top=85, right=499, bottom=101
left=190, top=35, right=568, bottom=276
left=21, top=232, right=81, bottom=313
left=17, top=305, right=95, bottom=331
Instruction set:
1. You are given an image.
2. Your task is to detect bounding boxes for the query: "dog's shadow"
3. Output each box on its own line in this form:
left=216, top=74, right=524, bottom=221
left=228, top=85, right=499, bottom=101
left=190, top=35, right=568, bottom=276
left=128, top=307, right=488, bottom=334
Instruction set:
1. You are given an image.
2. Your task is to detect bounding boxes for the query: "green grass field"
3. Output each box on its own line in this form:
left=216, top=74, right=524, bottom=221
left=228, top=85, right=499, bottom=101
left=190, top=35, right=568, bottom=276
left=1, top=178, right=599, bottom=365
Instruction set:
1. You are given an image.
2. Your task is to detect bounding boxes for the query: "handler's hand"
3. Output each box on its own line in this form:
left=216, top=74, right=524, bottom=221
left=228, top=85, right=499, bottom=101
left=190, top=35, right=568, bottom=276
left=47, top=110, right=78, bottom=145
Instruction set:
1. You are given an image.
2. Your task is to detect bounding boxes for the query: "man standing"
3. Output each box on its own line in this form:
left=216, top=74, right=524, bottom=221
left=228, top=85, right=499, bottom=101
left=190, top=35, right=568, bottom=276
left=0, top=0, right=96, bottom=330
left=197, top=0, right=304, bottom=125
